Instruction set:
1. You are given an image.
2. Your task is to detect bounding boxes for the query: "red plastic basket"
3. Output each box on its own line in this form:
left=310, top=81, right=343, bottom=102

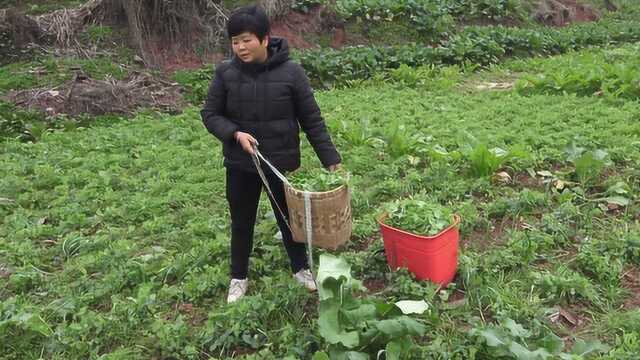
left=378, top=214, right=460, bottom=286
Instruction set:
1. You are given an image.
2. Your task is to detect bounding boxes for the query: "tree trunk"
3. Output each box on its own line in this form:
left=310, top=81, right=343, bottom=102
left=91, top=0, right=228, bottom=66
left=259, top=0, right=294, bottom=19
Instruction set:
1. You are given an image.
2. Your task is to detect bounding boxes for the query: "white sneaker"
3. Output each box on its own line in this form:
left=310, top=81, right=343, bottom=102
left=227, top=278, right=248, bottom=303
left=293, top=269, right=317, bottom=292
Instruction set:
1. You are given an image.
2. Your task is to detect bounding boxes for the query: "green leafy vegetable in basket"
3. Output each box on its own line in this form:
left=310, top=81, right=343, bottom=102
left=384, top=196, right=453, bottom=236
left=288, top=167, right=350, bottom=192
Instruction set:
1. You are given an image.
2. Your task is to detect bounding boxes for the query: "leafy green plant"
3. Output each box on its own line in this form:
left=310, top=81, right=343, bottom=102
left=2, top=34, right=640, bottom=358
left=573, top=150, right=609, bottom=185
left=334, top=0, right=454, bottom=39
left=387, top=64, right=463, bottom=90
left=467, top=143, right=510, bottom=177
left=172, top=66, right=213, bottom=105
left=314, top=254, right=428, bottom=359
left=333, top=0, right=524, bottom=40
left=564, top=143, right=610, bottom=185
left=85, top=25, right=114, bottom=44
left=337, top=117, right=374, bottom=146
left=515, top=45, right=640, bottom=101
left=381, top=120, right=417, bottom=159
left=575, top=242, right=624, bottom=285
left=470, top=317, right=609, bottom=359
left=295, top=19, right=640, bottom=87
left=531, top=266, right=601, bottom=306
left=382, top=195, right=454, bottom=236
left=0, top=297, right=53, bottom=353
left=386, top=268, right=440, bottom=301
left=289, top=167, right=350, bottom=192
left=0, top=101, right=44, bottom=142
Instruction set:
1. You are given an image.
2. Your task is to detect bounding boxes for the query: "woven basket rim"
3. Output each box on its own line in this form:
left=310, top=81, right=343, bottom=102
left=285, top=184, right=348, bottom=198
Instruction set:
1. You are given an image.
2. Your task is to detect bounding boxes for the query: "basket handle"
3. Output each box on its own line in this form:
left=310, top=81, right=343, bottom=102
left=250, top=144, right=292, bottom=233
left=250, top=145, right=316, bottom=276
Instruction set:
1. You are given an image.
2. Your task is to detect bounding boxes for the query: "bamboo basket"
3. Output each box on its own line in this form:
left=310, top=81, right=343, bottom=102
left=284, top=184, right=352, bottom=250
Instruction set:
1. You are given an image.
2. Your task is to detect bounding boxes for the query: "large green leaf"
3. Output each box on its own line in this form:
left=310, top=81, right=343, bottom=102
left=603, top=196, right=631, bottom=206
left=376, top=302, right=403, bottom=318
left=479, top=328, right=508, bottom=347
left=398, top=316, right=427, bottom=336
left=318, top=300, right=361, bottom=348
left=15, top=312, right=52, bottom=337
left=312, top=352, right=330, bottom=360
left=569, top=339, right=610, bottom=356
left=375, top=317, right=426, bottom=338
left=358, top=326, right=380, bottom=346
left=394, top=300, right=429, bottom=315
left=317, top=254, right=363, bottom=301
left=320, top=276, right=347, bottom=302
left=385, top=339, right=403, bottom=360
left=375, top=319, right=407, bottom=337
left=509, top=342, right=552, bottom=360
left=342, top=303, right=378, bottom=325
left=536, top=333, right=564, bottom=355
left=574, top=151, right=606, bottom=184
left=346, top=352, right=370, bottom=360
left=504, top=318, right=531, bottom=339
left=328, top=349, right=371, bottom=360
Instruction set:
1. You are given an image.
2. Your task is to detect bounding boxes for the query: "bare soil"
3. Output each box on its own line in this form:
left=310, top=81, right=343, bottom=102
left=463, top=216, right=525, bottom=251
left=271, top=6, right=346, bottom=49
left=622, top=266, right=640, bottom=310
left=171, top=302, right=208, bottom=326
left=535, top=0, right=600, bottom=27
left=6, top=71, right=185, bottom=117
left=364, top=278, right=387, bottom=294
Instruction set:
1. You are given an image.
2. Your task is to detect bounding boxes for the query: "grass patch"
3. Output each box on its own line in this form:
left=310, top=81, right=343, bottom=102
left=1, top=42, right=640, bottom=359
left=0, top=55, right=132, bottom=95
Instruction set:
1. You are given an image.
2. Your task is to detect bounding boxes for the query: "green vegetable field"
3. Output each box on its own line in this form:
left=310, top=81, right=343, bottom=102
left=1, top=0, right=639, bottom=359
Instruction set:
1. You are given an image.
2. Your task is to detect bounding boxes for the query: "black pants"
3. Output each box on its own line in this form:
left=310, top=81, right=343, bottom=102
left=226, top=167, right=308, bottom=279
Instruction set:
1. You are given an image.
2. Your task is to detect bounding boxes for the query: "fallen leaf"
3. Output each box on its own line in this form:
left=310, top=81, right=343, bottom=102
left=554, top=179, right=567, bottom=190
left=607, top=203, right=620, bottom=211
left=395, top=300, right=429, bottom=314
left=537, top=170, right=553, bottom=177
left=549, top=306, right=579, bottom=327
left=493, top=171, right=512, bottom=184
left=604, top=196, right=631, bottom=207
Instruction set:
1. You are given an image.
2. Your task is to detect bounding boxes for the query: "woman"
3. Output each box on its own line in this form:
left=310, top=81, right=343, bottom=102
left=201, top=5, right=341, bottom=303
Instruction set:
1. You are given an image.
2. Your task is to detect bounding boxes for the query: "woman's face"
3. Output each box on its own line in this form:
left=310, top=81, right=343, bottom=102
left=231, top=32, right=268, bottom=64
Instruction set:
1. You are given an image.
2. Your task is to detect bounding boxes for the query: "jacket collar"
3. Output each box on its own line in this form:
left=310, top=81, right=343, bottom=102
left=231, top=37, right=290, bottom=74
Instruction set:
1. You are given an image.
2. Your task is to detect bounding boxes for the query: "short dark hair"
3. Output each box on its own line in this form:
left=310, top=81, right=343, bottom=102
left=227, top=5, right=270, bottom=41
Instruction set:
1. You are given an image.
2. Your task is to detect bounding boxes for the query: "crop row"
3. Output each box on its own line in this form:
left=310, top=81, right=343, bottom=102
left=295, top=19, right=640, bottom=87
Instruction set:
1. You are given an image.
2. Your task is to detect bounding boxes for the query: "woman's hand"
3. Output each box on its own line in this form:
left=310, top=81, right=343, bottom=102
left=327, top=163, right=342, bottom=172
left=234, top=131, right=258, bottom=155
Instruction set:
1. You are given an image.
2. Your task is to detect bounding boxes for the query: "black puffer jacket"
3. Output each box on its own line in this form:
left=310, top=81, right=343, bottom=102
left=201, top=37, right=341, bottom=172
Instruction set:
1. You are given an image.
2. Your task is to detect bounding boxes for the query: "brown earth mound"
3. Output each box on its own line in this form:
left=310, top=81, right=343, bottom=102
left=7, top=72, right=185, bottom=117
left=271, top=6, right=346, bottom=49
left=0, top=8, right=44, bottom=44
left=534, top=0, right=600, bottom=27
